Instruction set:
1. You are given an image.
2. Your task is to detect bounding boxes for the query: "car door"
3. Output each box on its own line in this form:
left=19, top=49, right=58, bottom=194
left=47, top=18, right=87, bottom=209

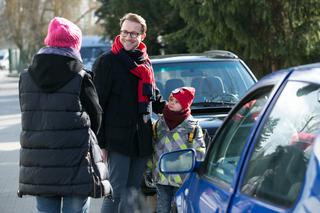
left=230, top=78, right=320, bottom=212
left=176, top=86, right=274, bottom=213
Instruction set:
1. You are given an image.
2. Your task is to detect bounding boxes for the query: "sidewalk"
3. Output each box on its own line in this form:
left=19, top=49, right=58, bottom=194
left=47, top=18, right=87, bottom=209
left=0, top=72, right=27, bottom=213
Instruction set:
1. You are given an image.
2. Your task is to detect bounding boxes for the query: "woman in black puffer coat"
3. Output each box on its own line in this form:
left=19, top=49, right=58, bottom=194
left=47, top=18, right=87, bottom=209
left=18, top=17, right=111, bottom=213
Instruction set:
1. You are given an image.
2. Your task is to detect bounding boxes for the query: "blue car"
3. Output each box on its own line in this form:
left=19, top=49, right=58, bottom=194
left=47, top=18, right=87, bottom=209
left=159, top=63, right=320, bottom=212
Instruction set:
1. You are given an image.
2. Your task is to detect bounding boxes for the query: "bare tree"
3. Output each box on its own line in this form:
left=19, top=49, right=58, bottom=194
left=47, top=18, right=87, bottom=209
left=1, top=0, right=82, bottom=72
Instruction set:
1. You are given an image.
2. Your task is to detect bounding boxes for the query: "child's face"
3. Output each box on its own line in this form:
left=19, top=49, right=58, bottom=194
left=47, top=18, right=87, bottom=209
left=168, top=95, right=182, bottom=112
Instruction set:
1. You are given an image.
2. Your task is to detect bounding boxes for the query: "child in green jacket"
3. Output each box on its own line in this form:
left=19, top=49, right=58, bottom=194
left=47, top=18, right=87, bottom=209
left=151, top=87, right=206, bottom=213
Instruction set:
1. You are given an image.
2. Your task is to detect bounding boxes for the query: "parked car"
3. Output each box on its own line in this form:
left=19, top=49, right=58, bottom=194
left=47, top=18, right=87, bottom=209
left=141, top=50, right=257, bottom=195
left=152, top=50, right=257, bottom=135
left=80, top=35, right=111, bottom=71
left=159, top=63, right=320, bottom=212
left=0, top=49, right=9, bottom=70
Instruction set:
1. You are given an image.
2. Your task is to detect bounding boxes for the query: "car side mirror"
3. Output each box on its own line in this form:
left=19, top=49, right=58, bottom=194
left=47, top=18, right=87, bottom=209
left=159, top=148, right=196, bottom=174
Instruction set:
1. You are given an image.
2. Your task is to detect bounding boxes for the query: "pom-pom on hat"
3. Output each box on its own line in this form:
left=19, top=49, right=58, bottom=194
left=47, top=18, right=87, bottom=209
left=44, top=17, right=82, bottom=51
left=171, top=87, right=195, bottom=110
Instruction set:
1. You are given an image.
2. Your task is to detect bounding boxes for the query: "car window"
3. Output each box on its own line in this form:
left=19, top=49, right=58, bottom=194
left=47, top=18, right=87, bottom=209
left=153, top=61, right=255, bottom=103
left=204, top=88, right=272, bottom=186
left=241, top=81, right=320, bottom=207
left=80, top=47, right=106, bottom=60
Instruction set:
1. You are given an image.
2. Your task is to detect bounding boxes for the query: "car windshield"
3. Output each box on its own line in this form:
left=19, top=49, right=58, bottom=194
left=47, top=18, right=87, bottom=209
left=153, top=61, right=256, bottom=106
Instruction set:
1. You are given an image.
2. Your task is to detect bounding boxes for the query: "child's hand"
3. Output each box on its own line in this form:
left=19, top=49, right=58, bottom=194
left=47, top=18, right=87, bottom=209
left=101, top=148, right=108, bottom=161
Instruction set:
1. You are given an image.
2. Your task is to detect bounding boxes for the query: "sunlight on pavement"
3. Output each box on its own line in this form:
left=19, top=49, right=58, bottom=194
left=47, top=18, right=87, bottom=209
left=0, top=142, right=20, bottom=151
left=0, top=113, right=21, bottom=128
left=0, top=114, right=21, bottom=150
left=0, top=113, right=21, bottom=120
left=0, top=161, right=18, bottom=165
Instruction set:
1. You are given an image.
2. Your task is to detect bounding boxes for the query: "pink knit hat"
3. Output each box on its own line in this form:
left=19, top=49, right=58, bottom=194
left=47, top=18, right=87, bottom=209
left=171, top=87, right=195, bottom=110
left=44, top=17, right=82, bottom=51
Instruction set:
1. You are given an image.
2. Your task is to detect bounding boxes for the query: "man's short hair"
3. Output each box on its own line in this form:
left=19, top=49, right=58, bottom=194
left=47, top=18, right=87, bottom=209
left=120, top=13, right=147, bottom=34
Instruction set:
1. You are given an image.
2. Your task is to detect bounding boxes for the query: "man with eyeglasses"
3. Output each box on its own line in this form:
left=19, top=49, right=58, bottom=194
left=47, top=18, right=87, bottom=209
left=92, top=13, right=165, bottom=212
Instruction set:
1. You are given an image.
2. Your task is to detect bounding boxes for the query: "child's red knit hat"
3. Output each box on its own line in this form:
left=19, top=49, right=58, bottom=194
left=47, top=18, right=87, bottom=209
left=44, top=17, right=82, bottom=51
left=171, top=87, right=195, bottom=110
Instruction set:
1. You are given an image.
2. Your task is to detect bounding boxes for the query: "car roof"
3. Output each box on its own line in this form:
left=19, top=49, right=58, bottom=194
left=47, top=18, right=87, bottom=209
left=151, top=50, right=240, bottom=64
left=287, top=62, right=320, bottom=85
left=247, top=62, right=320, bottom=94
left=246, top=69, right=289, bottom=94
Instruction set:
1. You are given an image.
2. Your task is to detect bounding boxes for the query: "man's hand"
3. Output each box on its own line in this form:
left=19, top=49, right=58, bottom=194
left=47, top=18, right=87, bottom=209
left=101, top=148, right=108, bottom=161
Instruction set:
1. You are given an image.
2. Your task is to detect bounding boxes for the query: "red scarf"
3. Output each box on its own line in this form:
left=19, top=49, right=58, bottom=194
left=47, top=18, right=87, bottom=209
left=112, top=35, right=155, bottom=114
left=163, top=105, right=191, bottom=130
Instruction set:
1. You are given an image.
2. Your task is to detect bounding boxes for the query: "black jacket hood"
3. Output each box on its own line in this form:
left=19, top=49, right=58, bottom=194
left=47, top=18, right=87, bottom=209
left=28, top=54, right=83, bottom=92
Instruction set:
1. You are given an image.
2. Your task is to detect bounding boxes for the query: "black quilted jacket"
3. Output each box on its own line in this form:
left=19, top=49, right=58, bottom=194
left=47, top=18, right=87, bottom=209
left=18, top=54, right=106, bottom=197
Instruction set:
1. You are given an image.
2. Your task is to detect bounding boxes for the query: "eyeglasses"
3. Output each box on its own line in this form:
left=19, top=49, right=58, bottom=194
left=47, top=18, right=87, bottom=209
left=120, top=30, right=141, bottom=38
